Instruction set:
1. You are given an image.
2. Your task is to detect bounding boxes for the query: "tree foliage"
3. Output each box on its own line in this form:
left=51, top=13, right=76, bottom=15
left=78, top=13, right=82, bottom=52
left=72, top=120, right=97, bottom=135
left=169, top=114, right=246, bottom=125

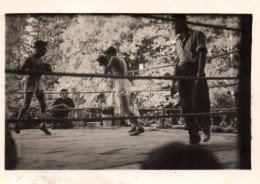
left=6, top=15, right=241, bottom=113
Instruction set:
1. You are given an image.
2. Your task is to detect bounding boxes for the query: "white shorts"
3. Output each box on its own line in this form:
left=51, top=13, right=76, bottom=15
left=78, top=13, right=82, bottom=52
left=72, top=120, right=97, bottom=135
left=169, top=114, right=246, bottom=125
left=115, top=79, right=131, bottom=97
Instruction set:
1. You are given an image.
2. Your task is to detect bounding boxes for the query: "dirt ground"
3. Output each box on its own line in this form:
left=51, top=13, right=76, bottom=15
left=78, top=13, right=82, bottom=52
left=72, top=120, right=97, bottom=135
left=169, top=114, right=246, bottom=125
left=10, top=127, right=239, bottom=170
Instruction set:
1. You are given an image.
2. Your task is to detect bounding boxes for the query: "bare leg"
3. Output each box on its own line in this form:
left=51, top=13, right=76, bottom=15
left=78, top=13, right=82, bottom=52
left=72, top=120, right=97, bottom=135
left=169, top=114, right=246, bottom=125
left=121, top=110, right=136, bottom=133
left=35, top=90, right=51, bottom=135
left=119, top=96, right=144, bottom=136
left=120, top=96, right=139, bottom=126
left=16, top=92, right=33, bottom=133
left=35, top=90, right=46, bottom=117
left=17, top=92, right=33, bottom=119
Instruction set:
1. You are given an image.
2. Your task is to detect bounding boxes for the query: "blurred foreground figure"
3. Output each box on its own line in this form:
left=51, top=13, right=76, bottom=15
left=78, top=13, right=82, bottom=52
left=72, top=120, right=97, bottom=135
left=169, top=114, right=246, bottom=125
left=141, top=142, right=221, bottom=169
left=5, top=130, right=17, bottom=170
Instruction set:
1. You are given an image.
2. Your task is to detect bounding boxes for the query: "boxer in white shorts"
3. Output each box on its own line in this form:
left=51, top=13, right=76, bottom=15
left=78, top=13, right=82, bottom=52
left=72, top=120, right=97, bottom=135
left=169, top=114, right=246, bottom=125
left=96, top=46, right=144, bottom=136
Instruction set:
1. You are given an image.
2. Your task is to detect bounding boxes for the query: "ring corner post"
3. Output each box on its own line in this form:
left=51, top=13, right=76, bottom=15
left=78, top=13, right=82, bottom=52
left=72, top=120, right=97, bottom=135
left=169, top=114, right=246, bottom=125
left=239, top=14, right=252, bottom=169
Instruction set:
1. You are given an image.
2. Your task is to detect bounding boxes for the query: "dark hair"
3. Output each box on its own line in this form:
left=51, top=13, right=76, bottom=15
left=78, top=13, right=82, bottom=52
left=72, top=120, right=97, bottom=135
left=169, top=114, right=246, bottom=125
left=96, top=55, right=109, bottom=66
left=96, top=93, right=105, bottom=102
left=97, top=55, right=108, bottom=62
left=141, top=142, right=221, bottom=169
left=104, top=46, right=117, bottom=55
left=60, top=89, right=68, bottom=93
left=34, top=40, right=48, bottom=48
left=171, top=14, right=187, bottom=22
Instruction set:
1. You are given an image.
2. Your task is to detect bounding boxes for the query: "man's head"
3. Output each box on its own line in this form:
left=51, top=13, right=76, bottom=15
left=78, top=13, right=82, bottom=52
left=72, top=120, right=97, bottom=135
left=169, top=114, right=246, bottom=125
left=34, top=40, right=48, bottom=56
left=171, top=14, right=188, bottom=35
left=96, top=93, right=106, bottom=103
left=96, top=55, right=109, bottom=66
left=60, top=89, right=69, bottom=99
left=104, top=46, right=117, bottom=59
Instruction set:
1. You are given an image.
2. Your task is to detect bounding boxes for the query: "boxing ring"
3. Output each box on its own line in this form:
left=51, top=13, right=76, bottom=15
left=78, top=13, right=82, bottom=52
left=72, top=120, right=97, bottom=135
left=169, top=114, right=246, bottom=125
left=5, top=15, right=250, bottom=169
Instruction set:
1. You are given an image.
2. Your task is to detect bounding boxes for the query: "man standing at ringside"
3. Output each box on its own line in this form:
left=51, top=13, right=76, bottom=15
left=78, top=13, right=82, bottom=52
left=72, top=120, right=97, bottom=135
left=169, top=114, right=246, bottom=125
left=96, top=46, right=144, bottom=136
left=15, top=40, right=52, bottom=135
left=170, top=15, right=211, bottom=144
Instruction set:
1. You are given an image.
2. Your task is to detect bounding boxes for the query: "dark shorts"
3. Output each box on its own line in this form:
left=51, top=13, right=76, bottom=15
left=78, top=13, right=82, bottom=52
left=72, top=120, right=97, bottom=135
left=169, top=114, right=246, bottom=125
left=24, top=79, right=43, bottom=94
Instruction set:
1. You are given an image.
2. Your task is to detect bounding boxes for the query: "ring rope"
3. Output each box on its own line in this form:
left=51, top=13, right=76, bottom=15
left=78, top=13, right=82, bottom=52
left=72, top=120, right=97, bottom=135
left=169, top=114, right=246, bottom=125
left=5, top=69, right=239, bottom=80
left=13, top=83, right=239, bottom=95
left=6, top=111, right=239, bottom=123
left=133, top=15, right=242, bottom=32
left=208, top=82, right=239, bottom=88
left=129, top=64, right=175, bottom=73
left=15, top=89, right=170, bottom=95
left=10, top=107, right=238, bottom=112
left=12, top=83, right=239, bottom=95
left=128, top=50, right=239, bottom=73
left=6, top=49, right=239, bottom=95
left=208, top=50, right=239, bottom=60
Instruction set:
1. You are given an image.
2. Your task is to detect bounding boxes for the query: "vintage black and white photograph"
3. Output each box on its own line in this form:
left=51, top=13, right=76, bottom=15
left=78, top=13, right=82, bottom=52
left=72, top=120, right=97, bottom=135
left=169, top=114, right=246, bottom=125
left=4, top=14, right=251, bottom=170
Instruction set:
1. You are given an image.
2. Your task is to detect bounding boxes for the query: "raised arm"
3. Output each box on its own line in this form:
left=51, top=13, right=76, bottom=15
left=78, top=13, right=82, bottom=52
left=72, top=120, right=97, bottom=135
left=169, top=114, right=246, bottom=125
left=104, top=57, right=116, bottom=74
left=20, top=58, right=30, bottom=71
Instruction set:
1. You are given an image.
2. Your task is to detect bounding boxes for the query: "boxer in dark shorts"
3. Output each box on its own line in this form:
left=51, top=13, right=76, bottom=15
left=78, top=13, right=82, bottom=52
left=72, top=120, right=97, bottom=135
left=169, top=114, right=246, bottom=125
left=15, top=40, right=51, bottom=135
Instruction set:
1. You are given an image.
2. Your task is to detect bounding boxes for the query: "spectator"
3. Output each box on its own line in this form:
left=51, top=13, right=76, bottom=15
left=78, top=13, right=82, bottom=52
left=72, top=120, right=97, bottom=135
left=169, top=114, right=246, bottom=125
left=96, top=93, right=106, bottom=107
left=83, top=110, right=95, bottom=127
left=26, top=107, right=39, bottom=129
left=5, top=130, right=17, bottom=170
left=142, top=112, right=154, bottom=127
left=51, top=89, right=75, bottom=129
left=164, top=117, right=174, bottom=128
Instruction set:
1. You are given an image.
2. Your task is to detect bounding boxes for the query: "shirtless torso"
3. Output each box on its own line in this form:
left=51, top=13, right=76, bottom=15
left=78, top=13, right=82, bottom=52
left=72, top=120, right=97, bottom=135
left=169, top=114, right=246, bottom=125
left=22, top=55, right=45, bottom=93
left=105, top=56, right=131, bottom=97
left=105, top=56, right=127, bottom=75
left=97, top=47, right=144, bottom=136
left=16, top=42, right=51, bottom=135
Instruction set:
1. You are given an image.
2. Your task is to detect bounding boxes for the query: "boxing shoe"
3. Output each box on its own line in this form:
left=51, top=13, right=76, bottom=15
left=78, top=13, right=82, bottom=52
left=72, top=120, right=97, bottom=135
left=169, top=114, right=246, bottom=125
left=128, top=126, right=136, bottom=133
left=14, top=123, right=20, bottom=134
left=130, top=127, right=144, bottom=136
left=40, top=123, right=51, bottom=135
left=203, top=133, right=210, bottom=142
left=189, top=133, right=201, bottom=145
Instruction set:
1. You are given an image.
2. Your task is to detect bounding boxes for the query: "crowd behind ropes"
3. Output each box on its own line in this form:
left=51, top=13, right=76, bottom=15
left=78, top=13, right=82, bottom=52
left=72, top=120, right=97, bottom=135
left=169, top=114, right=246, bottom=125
left=8, top=90, right=238, bottom=133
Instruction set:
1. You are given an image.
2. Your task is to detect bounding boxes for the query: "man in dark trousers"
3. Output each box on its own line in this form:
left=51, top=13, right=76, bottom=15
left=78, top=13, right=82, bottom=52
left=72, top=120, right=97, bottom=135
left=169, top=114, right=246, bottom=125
left=170, top=15, right=211, bottom=144
left=51, top=89, right=75, bottom=129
